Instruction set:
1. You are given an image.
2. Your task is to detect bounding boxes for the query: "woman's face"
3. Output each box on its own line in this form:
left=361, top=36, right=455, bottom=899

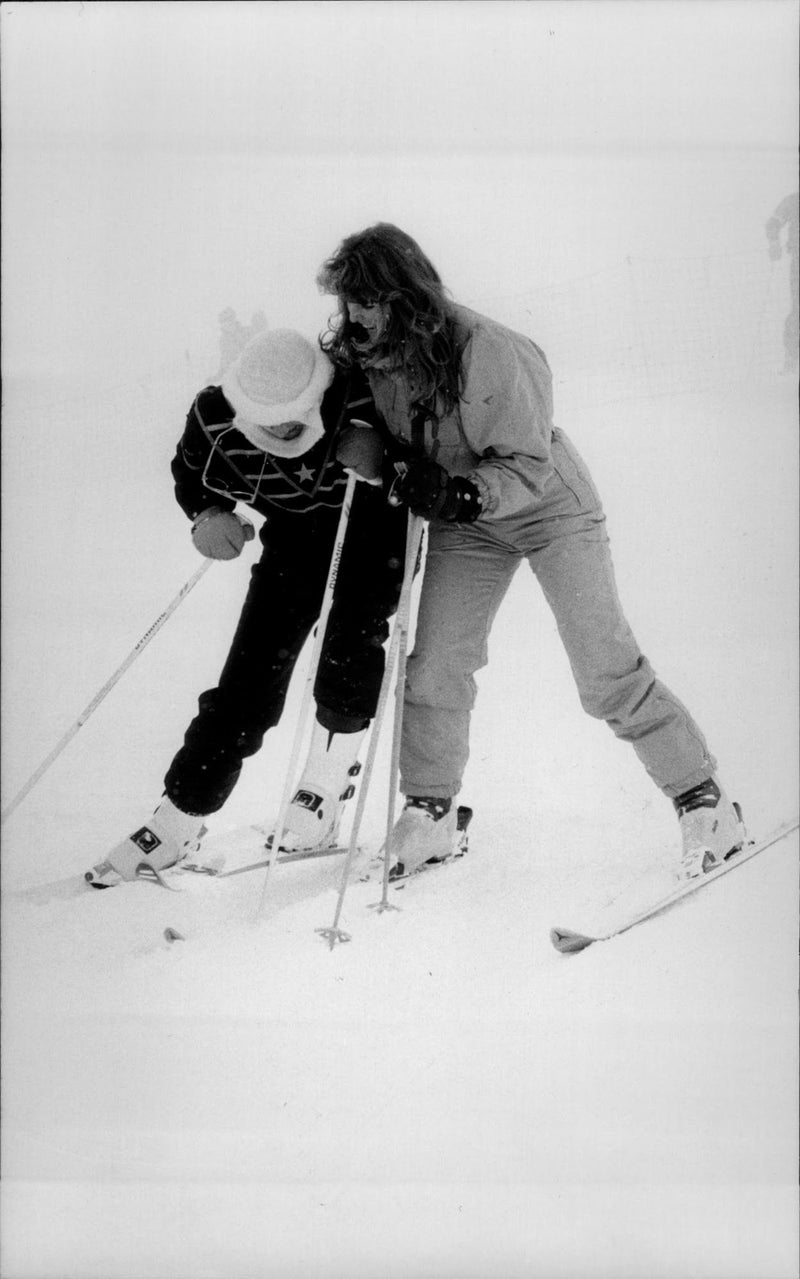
left=345, top=298, right=389, bottom=351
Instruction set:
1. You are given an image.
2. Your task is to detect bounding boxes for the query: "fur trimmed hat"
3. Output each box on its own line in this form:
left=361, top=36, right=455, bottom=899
left=222, top=329, right=334, bottom=457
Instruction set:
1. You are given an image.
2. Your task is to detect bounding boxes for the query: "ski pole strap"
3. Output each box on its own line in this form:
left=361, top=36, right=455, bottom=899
left=410, top=401, right=434, bottom=452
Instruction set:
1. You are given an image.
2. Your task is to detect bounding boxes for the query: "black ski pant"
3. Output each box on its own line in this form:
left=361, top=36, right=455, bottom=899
left=165, top=489, right=407, bottom=815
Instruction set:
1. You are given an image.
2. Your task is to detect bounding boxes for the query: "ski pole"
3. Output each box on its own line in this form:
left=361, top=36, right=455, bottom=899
left=316, top=601, right=403, bottom=946
left=375, top=512, right=425, bottom=911
left=256, top=471, right=358, bottom=918
left=1, top=559, right=213, bottom=825
left=316, top=510, right=425, bottom=945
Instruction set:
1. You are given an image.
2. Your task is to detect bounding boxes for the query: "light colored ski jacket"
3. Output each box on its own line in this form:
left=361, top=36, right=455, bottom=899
left=367, top=304, right=602, bottom=540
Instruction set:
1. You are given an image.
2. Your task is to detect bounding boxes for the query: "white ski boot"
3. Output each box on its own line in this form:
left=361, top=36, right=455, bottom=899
left=277, top=720, right=367, bottom=851
left=388, top=796, right=458, bottom=878
left=674, top=778, right=746, bottom=879
left=85, top=797, right=206, bottom=888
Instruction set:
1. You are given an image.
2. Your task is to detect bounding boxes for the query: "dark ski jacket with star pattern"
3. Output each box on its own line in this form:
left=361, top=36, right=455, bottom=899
left=172, top=367, right=383, bottom=521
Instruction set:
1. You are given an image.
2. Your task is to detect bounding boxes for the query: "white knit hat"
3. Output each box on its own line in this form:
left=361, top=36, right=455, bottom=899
left=222, top=329, right=334, bottom=457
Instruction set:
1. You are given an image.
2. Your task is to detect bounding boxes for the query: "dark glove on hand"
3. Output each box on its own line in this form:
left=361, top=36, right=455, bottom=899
left=336, top=421, right=385, bottom=486
left=389, top=458, right=483, bottom=523
left=191, top=507, right=255, bottom=560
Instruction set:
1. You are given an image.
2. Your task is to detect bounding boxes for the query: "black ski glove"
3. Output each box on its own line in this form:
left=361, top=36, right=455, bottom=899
left=389, top=457, right=483, bottom=523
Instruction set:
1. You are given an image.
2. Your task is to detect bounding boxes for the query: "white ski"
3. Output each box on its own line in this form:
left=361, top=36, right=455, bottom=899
left=550, top=819, right=799, bottom=954
left=180, top=841, right=351, bottom=879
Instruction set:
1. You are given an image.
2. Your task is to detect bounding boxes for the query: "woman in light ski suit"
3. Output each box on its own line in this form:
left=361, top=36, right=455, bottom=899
left=86, top=328, right=406, bottom=887
left=317, top=222, right=745, bottom=878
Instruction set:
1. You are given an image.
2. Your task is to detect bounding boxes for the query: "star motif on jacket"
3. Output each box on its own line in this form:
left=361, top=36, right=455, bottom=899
left=295, top=462, right=315, bottom=485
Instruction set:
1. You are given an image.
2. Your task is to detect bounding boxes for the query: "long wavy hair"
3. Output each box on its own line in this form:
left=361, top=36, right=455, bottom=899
left=317, top=223, right=466, bottom=419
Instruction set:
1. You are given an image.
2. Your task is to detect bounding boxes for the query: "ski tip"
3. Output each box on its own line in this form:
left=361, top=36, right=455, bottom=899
left=550, top=926, right=596, bottom=954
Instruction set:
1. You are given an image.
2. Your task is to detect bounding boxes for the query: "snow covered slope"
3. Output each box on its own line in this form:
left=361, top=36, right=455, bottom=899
left=2, top=366, right=798, bottom=1278
left=2, top=62, right=798, bottom=1275
left=1, top=780, right=797, bottom=1279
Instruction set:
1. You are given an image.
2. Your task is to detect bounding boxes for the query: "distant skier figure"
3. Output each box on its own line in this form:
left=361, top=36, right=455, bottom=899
left=215, top=307, right=251, bottom=378
left=86, top=328, right=406, bottom=887
left=765, top=191, right=798, bottom=374
left=317, top=222, right=747, bottom=880
left=216, top=308, right=271, bottom=380
left=249, top=309, right=268, bottom=337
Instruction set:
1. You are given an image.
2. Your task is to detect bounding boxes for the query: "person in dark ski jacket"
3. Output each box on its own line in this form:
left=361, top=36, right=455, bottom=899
left=765, top=191, right=799, bottom=374
left=86, top=328, right=406, bottom=887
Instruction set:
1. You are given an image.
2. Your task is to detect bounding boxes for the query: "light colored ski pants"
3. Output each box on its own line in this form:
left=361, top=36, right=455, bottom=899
left=401, top=515, right=716, bottom=802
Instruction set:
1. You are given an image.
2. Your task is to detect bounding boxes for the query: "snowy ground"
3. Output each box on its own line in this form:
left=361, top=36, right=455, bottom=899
left=2, top=358, right=797, bottom=1279
left=1, top=35, right=798, bottom=1262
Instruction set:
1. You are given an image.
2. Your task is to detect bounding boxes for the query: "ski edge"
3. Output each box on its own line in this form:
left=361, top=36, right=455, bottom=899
left=550, top=818, right=799, bottom=954
left=180, top=843, right=352, bottom=879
